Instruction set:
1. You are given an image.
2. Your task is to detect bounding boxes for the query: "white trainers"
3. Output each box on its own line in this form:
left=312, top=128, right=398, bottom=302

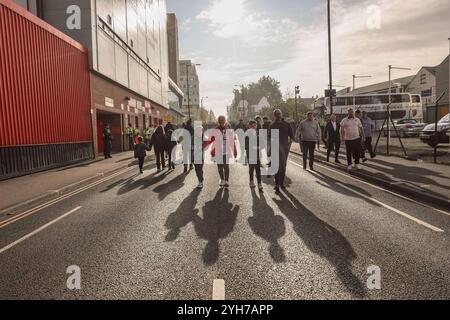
left=197, top=182, right=204, bottom=189
left=347, top=165, right=353, bottom=171
left=258, top=184, right=263, bottom=192
left=219, top=180, right=225, bottom=188
left=249, top=181, right=256, bottom=188
left=224, top=181, right=229, bottom=189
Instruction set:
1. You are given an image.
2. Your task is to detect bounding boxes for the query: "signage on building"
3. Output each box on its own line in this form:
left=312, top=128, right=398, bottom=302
left=105, top=97, right=114, bottom=108
left=164, top=115, right=173, bottom=122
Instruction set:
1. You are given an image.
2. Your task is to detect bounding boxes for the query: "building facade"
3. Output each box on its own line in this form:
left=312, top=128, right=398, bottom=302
left=167, top=13, right=180, bottom=85
left=179, top=60, right=200, bottom=120
left=33, top=0, right=173, bottom=155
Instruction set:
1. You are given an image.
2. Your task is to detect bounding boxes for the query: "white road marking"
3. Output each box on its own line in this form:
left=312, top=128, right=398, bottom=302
left=288, top=157, right=450, bottom=217
left=213, top=279, right=225, bottom=300
left=0, top=167, right=137, bottom=229
left=335, top=183, right=443, bottom=232
left=0, top=207, right=82, bottom=254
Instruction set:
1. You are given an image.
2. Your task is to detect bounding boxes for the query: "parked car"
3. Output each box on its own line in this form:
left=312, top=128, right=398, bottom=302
left=382, top=119, right=426, bottom=138
left=420, top=114, right=450, bottom=147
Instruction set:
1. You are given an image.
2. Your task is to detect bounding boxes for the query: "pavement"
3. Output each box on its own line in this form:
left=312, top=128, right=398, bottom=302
left=0, top=152, right=154, bottom=216
left=0, top=155, right=449, bottom=299
left=373, top=135, right=450, bottom=165
left=290, top=143, right=450, bottom=210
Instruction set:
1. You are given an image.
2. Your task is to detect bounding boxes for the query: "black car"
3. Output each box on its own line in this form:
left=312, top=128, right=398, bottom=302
left=420, top=114, right=450, bottom=147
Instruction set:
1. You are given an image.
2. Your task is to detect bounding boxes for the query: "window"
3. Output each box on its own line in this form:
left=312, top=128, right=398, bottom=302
left=421, top=89, right=432, bottom=97
left=420, top=74, right=426, bottom=85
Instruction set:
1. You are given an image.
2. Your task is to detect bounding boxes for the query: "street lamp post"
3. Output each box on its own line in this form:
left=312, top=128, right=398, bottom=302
left=186, top=62, right=201, bottom=120
left=327, top=0, right=334, bottom=115
left=295, top=86, right=300, bottom=122
left=387, top=65, right=411, bottom=156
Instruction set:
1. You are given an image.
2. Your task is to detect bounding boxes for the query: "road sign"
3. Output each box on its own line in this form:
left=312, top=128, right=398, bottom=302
left=325, top=89, right=337, bottom=97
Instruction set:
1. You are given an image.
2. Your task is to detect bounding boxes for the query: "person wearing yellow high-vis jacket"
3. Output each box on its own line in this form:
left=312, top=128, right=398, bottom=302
left=143, top=125, right=154, bottom=148
left=134, top=127, right=140, bottom=145
left=126, top=124, right=134, bottom=150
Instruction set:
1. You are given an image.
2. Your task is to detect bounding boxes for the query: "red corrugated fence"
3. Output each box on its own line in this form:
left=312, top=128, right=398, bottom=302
left=0, top=0, right=92, bottom=147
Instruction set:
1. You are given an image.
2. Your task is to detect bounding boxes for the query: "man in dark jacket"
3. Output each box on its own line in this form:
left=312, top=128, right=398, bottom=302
left=149, top=126, right=166, bottom=172
left=270, top=109, right=293, bottom=192
left=103, top=123, right=113, bottom=159
left=323, top=114, right=342, bottom=164
left=134, top=136, right=147, bottom=174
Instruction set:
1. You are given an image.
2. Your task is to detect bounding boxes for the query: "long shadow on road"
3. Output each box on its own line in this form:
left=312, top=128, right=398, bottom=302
left=165, top=189, right=201, bottom=242
left=249, top=189, right=286, bottom=263
left=273, top=189, right=367, bottom=298
left=193, top=189, right=239, bottom=266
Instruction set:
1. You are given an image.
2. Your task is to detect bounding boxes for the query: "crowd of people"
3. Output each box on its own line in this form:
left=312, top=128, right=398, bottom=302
left=103, top=107, right=377, bottom=193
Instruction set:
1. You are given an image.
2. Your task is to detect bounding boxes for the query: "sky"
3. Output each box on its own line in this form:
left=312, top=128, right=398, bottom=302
left=166, top=0, right=450, bottom=117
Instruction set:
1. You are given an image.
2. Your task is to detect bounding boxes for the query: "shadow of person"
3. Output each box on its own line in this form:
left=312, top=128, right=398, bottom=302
left=273, top=190, right=366, bottom=298
left=249, top=189, right=286, bottom=263
left=153, top=172, right=188, bottom=201
left=193, top=189, right=239, bottom=266
left=164, top=189, right=201, bottom=242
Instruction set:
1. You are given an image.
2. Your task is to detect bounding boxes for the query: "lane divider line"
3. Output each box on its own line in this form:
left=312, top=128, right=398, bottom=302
left=0, top=206, right=82, bottom=254
left=212, top=279, right=225, bottom=300
left=336, top=183, right=444, bottom=233
left=288, top=159, right=445, bottom=232
left=0, top=167, right=135, bottom=229
left=288, top=156, right=450, bottom=217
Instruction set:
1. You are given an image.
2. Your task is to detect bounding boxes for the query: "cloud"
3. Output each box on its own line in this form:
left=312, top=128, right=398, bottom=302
left=271, top=0, right=450, bottom=98
left=180, top=17, right=193, bottom=31
left=196, top=0, right=299, bottom=47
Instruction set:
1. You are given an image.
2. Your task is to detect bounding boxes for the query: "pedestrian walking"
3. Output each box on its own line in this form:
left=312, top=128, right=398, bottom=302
left=340, top=109, right=364, bottom=171
left=246, top=120, right=263, bottom=192
left=149, top=125, right=166, bottom=172
left=193, top=124, right=210, bottom=190
left=355, top=110, right=367, bottom=162
left=143, top=125, right=154, bottom=148
left=270, top=109, right=294, bottom=192
left=126, top=123, right=134, bottom=150
left=165, top=129, right=177, bottom=171
left=134, top=136, right=147, bottom=174
left=324, top=114, right=342, bottom=164
left=183, top=119, right=194, bottom=173
left=262, top=117, right=272, bottom=131
left=165, top=121, right=175, bottom=133
left=362, top=111, right=376, bottom=159
left=102, top=123, right=113, bottom=159
left=298, top=112, right=321, bottom=171
left=209, top=116, right=237, bottom=189
left=134, top=126, right=140, bottom=145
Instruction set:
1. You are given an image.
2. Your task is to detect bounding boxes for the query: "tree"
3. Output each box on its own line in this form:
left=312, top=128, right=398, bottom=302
left=227, top=75, right=283, bottom=123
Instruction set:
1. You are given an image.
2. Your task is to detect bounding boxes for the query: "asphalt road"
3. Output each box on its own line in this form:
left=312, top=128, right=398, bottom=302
left=0, top=154, right=449, bottom=300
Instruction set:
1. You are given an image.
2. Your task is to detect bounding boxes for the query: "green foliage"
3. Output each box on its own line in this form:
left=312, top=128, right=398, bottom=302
left=227, top=75, right=310, bottom=123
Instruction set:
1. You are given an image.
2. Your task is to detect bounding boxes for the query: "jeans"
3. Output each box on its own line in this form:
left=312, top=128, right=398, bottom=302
left=156, top=150, right=166, bottom=170
left=301, top=141, right=316, bottom=169
left=345, top=139, right=361, bottom=166
left=217, top=156, right=230, bottom=181
left=195, top=164, right=204, bottom=183
left=249, top=163, right=262, bottom=184
left=138, top=157, right=145, bottom=172
left=364, top=136, right=375, bottom=157
left=275, top=148, right=288, bottom=187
